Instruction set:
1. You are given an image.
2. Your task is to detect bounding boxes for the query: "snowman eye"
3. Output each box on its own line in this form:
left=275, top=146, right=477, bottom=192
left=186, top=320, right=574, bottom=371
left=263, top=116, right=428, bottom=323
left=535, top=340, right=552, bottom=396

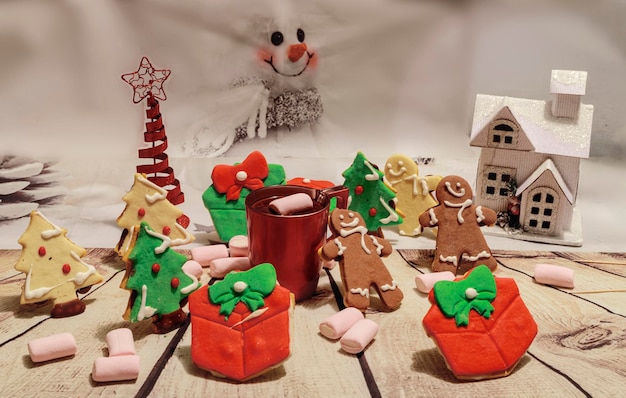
left=271, top=31, right=284, bottom=46
left=297, top=28, right=305, bottom=43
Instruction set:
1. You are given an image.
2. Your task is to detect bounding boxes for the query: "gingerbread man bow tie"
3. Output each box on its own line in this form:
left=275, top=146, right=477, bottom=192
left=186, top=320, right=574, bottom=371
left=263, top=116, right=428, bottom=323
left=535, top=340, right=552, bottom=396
left=433, top=265, right=497, bottom=327
left=211, top=151, right=269, bottom=201
left=209, top=263, right=277, bottom=320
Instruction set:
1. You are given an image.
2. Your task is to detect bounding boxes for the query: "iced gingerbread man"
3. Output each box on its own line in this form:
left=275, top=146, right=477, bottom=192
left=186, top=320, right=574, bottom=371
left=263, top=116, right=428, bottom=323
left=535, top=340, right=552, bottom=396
left=419, top=175, right=498, bottom=274
left=384, top=154, right=441, bottom=236
left=320, top=209, right=403, bottom=311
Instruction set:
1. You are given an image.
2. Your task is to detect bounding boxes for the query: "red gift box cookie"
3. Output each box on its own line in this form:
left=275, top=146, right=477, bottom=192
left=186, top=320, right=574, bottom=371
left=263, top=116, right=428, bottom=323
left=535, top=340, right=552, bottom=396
left=189, top=263, right=294, bottom=381
left=422, top=265, right=537, bottom=380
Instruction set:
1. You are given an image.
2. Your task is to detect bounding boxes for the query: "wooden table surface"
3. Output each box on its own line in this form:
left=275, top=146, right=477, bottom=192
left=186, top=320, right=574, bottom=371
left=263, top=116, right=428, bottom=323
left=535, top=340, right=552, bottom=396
left=1, top=248, right=625, bottom=397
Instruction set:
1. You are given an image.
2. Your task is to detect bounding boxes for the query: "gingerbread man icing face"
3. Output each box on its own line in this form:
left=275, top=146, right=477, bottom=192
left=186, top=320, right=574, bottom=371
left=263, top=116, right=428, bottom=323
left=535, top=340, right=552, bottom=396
left=321, top=209, right=403, bottom=312
left=419, top=176, right=498, bottom=275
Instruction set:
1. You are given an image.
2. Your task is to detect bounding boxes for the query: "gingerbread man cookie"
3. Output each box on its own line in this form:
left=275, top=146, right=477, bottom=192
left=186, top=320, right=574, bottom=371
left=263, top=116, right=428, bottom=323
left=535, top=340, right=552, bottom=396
left=419, top=176, right=497, bottom=274
left=320, top=209, right=403, bottom=311
left=384, top=154, right=441, bottom=236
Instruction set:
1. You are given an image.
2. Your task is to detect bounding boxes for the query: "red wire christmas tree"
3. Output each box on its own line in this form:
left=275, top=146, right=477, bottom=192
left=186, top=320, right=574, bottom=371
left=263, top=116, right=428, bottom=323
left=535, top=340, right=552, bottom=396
left=121, top=57, right=185, bottom=206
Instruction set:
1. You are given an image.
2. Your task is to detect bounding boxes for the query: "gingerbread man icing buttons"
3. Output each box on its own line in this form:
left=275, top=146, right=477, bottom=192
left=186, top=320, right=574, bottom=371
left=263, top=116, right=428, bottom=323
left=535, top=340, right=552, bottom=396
left=384, top=154, right=441, bottom=236
left=418, top=176, right=497, bottom=274
left=320, top=209, right=403, bottom=311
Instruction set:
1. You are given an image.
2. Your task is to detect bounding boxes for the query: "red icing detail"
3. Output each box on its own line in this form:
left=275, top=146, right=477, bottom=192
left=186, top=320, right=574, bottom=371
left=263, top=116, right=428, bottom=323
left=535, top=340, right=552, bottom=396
left=422, top=276, right=537, bottom=380
left=38, top=246, right=46, bottom=257
left=138, top=208, right=146, bottom=217
left=163, top=226, right=172, bottom=236
left=62, top=264, right=71, bottom=274
left=171, top=277, right=180, bottom=289
left=211, top=151, right=269, bottom=201
left=355, top=186, right=364, bottom=195
left=152, top=263, right=161, bottom=273
left=369, top=208, right=377, bottom=217
left=176, top=214, right=190, bottom=229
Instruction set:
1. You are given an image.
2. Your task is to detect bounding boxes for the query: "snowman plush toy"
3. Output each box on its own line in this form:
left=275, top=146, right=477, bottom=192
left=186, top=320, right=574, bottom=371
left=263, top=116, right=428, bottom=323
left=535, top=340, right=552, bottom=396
left=188, top=14, right=323, bottom=157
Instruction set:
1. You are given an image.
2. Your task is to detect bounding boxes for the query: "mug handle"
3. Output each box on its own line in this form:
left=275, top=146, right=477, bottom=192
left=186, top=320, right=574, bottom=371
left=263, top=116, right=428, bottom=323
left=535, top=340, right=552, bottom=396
left=320, top=185, right=349, bottom=210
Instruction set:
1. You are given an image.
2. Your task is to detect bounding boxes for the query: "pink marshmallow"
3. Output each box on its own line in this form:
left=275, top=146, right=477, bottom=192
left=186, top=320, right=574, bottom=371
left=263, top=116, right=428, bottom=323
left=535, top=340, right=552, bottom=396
left=269, top=193, right=314, bottom=215
left=415, top=271, right=456, bottom=293
left=92, top=355, right=140, bottom=382
left=340, top=318, right=379, bottom=354
left=534, top=263, right=575, bottom=289
left=105, top=328, right=135, bottom=357
left=182, top=260, right=204, bottom=280
left=228, top=235, right=249, bottom=257
left=28, top=332, right=77, bottom=363
left=191, top=244, right=229, bottom=267
left=209, top=257, right=251, bottom=279
left=319, top=307, right=364, bottom=340
left=322, top=259, right=336, bottom=270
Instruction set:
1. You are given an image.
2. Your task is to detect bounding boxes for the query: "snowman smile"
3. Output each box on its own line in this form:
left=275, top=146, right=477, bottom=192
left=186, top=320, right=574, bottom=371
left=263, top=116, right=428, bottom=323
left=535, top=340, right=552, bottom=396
left=264, top=52, right=314, bottom=77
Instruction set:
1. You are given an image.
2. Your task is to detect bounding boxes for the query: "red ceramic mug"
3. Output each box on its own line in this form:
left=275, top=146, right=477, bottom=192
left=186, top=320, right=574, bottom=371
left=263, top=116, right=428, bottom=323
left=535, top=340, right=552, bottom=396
left=245, top=185, right=348, bottom=301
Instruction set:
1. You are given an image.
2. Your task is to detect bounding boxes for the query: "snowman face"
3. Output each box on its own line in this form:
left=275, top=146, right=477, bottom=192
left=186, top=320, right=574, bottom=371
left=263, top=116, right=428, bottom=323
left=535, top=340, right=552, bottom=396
left=437, top=176, right=473, bottom=204
left=329, top=209, right=365, bottom=233
left=384, top=154, right=418, bottom=180
left=259, top=27, right=314, bottom=77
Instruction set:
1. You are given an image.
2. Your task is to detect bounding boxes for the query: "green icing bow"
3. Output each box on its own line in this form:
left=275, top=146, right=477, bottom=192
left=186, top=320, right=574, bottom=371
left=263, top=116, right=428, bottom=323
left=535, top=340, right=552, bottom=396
left=433, top=265, right=497, bottom=327
left=209, top=262, right=277, bottom=320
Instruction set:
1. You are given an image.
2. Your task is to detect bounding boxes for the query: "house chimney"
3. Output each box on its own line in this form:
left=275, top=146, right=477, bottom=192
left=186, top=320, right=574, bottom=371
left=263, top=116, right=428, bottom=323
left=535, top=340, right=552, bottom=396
left=550, top=70, right=587, bottom=118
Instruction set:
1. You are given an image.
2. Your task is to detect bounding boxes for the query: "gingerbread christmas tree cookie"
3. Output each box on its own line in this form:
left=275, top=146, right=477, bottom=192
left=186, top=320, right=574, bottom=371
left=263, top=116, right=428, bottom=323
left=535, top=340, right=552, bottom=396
left=342, top=152, right=402, bottom=235
left=121, top=222, right=200, bottom=334
left=14, top=211, right=104, bottom=317
left=116, top=173, right=194, bottom=257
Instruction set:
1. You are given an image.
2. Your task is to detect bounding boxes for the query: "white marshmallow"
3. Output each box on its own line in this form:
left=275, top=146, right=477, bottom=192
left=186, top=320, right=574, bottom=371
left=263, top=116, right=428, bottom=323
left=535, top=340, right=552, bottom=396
left=340, top=319, right=379, bottom=354
left=228, top=235, right=249, bottom=257
left=106, top=328, right=136, bottom=357
left=415, top=271, right=456, bottom=293
left=534, top=263, right=575, bottom=288
left=319, top=307, right=364, bottom=340
left=28, top=332, right=77, bottom=363
left=268, top=193, right=314, bottom=215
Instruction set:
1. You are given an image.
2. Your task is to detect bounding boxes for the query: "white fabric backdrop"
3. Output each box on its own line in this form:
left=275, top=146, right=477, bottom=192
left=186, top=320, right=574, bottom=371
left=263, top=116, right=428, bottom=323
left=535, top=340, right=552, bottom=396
left=1, top=0, right=625, bottom=250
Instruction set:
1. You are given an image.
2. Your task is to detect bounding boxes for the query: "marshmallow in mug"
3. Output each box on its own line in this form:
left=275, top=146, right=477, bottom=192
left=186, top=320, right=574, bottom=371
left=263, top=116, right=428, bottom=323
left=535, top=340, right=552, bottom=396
left=534, top=263, right=575, bottom=289
left=269, top=193, right=314, bottom=215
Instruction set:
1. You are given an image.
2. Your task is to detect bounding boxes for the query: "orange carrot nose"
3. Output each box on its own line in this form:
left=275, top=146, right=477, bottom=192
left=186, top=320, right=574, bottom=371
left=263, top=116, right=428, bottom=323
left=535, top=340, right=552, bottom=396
left=288, top=43, right=308, bottom=62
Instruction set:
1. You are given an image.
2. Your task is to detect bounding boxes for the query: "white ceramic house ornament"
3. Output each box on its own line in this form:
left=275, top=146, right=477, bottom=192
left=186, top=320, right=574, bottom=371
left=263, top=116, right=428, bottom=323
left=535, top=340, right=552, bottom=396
left=469, top=70, right=593, bottom=246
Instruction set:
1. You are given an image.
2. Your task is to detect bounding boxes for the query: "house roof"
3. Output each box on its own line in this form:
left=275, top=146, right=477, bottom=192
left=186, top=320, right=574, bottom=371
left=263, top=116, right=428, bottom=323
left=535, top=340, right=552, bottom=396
left=469, top=94, right=593, bottom=158
left=516, top=158, right=574, bottom=204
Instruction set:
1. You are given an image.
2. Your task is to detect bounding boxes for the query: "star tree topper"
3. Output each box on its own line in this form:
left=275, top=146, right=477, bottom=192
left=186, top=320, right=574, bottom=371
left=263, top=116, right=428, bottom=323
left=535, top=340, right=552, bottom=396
left=121, top=56, right=171, bottom=103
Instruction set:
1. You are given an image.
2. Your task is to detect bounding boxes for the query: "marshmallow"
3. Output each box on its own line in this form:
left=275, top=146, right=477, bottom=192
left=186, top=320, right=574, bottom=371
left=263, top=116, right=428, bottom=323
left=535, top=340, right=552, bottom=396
left=228, top=235, right=249, bottom=257
left=322, top=259, right=336, bottom=270
left=28, top=332, right=77, bottom=363
left=209, top=257, right=251, bottom=279
left=415, top=271, right=456, bottom=293
left=268, top=193, right=314, bottom=215
left=105, top=328, right=135, bottom=357
left=92, top=355, right=140, bottom=382
left=182, top=260, right=204, bottom=280
left=191, top=245, right=229, bottom=267
left=534, top=263, right=575, bottom=289
left=340, top=319, right=379, bottom=354
left=319, top=307, right=364, bottom=340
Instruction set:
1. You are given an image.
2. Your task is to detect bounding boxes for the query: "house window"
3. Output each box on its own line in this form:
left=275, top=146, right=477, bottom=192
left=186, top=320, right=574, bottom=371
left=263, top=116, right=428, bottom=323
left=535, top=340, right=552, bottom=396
left=524, top=186, right=559, bottom=236
left=481, top=165, right=516, bottom=201
left=487, top=119, right=518, bottom=148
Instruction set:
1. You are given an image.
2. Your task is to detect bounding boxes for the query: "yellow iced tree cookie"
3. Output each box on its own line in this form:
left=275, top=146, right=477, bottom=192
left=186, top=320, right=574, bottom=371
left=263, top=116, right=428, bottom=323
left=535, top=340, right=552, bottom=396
left=14, top=211, right=104, bottom=317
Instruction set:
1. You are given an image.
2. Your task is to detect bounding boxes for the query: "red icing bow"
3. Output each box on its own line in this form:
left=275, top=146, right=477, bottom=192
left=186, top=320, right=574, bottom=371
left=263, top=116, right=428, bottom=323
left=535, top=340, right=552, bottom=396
left=211, top=151, right=269, bottom=201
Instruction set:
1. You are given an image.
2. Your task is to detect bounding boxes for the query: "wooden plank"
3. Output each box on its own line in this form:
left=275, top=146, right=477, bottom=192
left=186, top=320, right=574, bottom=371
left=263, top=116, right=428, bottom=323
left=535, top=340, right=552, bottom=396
left=364, top=251, right=587, bottom=397
left=554, top=251, right=626, bottom=277
left=491, top=257, right=626, bottom=396
left=148, top=269, right=371, bottom=397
